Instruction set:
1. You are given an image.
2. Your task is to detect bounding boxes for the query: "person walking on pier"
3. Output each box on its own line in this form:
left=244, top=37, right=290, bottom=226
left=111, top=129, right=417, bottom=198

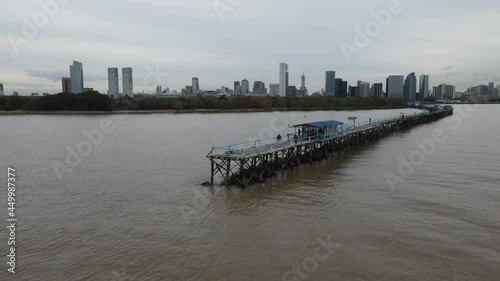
left=298, top=129, right=301, bottom=138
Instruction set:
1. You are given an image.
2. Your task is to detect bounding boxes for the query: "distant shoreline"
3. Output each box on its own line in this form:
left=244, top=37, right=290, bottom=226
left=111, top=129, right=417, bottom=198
left=0, top=106, right=410, bottom=115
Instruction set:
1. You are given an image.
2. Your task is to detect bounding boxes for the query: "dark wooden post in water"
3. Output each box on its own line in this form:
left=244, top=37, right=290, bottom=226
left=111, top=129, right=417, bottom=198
left=225, top=159, right=231, bottom=186
left=210, top=159, right=214, bottom=184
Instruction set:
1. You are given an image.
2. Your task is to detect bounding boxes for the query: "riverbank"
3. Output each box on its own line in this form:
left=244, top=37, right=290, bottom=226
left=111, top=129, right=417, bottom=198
left=0, top=92, right=409, bottom=113
left=0, top=105, right=409, bottom=115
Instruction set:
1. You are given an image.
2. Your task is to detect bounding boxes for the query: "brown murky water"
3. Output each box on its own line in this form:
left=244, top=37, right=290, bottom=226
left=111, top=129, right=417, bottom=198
left=1, top=105, right=499, bottom=281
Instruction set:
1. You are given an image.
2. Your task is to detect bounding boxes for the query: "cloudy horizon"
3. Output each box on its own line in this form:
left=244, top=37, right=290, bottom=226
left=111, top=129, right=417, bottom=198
left=1, top=0, right=500, bottom=95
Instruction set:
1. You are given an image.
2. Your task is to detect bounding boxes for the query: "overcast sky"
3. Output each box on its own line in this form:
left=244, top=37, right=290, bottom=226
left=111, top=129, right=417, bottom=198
left=1, top=0, right=500, bottom=94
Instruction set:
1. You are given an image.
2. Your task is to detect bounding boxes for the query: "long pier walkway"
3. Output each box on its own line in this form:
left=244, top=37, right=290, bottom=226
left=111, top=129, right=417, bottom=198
left=207, top=107, right=453, bottom=187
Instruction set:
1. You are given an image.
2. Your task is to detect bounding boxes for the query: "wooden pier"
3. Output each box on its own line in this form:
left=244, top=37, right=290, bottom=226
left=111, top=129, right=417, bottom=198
left=207, top=107, right=453, bottom=187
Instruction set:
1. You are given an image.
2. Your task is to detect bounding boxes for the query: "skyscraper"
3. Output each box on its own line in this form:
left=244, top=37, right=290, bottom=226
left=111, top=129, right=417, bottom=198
left=156, top=86, right=163, bottom=95
left=0, top=83, right=4, bottom=96
left=300, top=72, right=308, bottom=96
left=62, top=77, right=71, bottom=93
left=269, top=84, right=280, bottom=96
left=350, top=86, right=359, bottom=97
left=419, top=75, right=430, bottom=101
left=325, top=71, right=336, bottom=96
left=445, top=85, right=456, bottom=99
left=234, top=81, right=241, bottom=95
left=192, top=77, right=200, bottom=94
left=372, top=83, right=383, bottom=97
left=108, top=68, right=119, bottom=98
left=241, top=79, right=249, bottom=95
left=253, top=81, right=265, bottom=95
left=404, top=72, right=417, bottom=102
left=286, top=86, right=298, bottom=97
left=70, top=61, right=84, bottom=94
left=387, top=75, right=404, bottom=97
left=122, top=68, right=133, bottom=97
left=279, top=63, right=289, bottom=97
left=335, top=78, right=342, bottom=98
left=341, top=81, right=348, bottom=98
left=359, top=82, right=370, bottom=97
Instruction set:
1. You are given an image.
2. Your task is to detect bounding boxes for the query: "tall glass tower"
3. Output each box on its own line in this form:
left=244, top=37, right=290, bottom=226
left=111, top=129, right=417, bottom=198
left=70, top=61, right=84, bottom=94
left=279, top=63, right=289, bottom=97
left=404, top=72, right=417, bottom=102
left=387, top=75, right=404, bottom=97
left=325, top=71, right=336, bottom=97
left=108, top=68, right=119, bottom=98
left=192, top=77, right=200, bottom=94
left=122, top=68, right=133, bottom=97
left=419, top=75, right=430, bottom=100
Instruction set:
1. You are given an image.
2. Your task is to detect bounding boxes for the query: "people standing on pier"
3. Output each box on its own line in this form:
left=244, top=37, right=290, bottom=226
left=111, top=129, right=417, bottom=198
left=298, top=129, right=301, bottom=138
left=294, top=134, right=299, bottom=144
left=309, top=129, right=315, bottom=140
left=277, top=134, right=282, bottom=142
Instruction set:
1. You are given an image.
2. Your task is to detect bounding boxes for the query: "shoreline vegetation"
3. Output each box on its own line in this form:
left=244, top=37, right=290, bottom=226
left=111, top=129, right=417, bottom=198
left=0, top=91, right=412, bottom=115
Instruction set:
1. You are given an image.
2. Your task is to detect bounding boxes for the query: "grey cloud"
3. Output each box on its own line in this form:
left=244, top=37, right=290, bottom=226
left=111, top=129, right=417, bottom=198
left=2, top=0, right=500, bottom=93
left=25, top=70, right=68, bottom=82
left=25, top=70, right=106, bottom=82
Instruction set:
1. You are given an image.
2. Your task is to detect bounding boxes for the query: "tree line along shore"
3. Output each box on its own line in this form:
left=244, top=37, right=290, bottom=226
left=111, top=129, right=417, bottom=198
left=0, top=91, right=410, bottom=112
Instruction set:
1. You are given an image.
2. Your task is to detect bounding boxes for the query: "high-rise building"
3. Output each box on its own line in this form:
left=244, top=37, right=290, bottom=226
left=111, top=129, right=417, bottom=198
left=372, top=83, right=383, bottom=97
left=108, top=68, right=119, bottom=98
left=334, top=79, right=348, bottom=98
left=404, top=73, right=417, bottom=102
left=70, top=61, right=84, bottom=94
left=433, top=84, right=449, bottom=100
left=192, top=77, right=200, bottom=94
left=359, top=82, right=370, bottom=97
left=122, top=68, right=133, bottom=97
left=325, top=71, right=336, bottom=96
left=387, top=75, right=404, bottom=97
left=269, top=83, right=280, bottom=96
left=350, top=86, right=359, bottom=97
left=156, top=86, right=163, bottom=95
left=279, top=63, right=289, bottom=97
left=234, top=81, right=241, bottom=95
left=253, top=81, right=265, bottom=95
left=286, top=86, right=297, bottom=97
left=241, top=79, right=250, bottom=95
left=341, top=81, right=348, bottom=98
left=61, top=77, right=71, bottom=93
left=476, top=85, right=486, bottom=96
left=300, top=72, right=308, bottom=96
left=0, top=83, right=3, bottom=96
left=335, top=79, right=343, bottom=98
left=445, top=85, right=456, bottom=99
left=419, top=75, right=430, bottom=101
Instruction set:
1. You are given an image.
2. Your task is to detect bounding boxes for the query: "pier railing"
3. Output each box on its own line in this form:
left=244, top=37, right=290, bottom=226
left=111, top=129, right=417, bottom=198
left=209, top=110, right=438, bottom=158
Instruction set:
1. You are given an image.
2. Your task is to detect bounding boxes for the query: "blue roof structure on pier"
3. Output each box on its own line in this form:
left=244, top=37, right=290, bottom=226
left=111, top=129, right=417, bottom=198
left=293, top=120, right=344, bottom=128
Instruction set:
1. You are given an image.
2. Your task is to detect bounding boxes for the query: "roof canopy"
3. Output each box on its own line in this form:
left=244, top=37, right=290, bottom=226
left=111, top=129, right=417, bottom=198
left=294, top=120, right=344, bottom=128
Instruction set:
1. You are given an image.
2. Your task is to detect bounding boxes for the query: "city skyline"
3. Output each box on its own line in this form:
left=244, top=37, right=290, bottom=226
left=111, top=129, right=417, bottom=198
left=2, top=1, right=500, bottom=94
